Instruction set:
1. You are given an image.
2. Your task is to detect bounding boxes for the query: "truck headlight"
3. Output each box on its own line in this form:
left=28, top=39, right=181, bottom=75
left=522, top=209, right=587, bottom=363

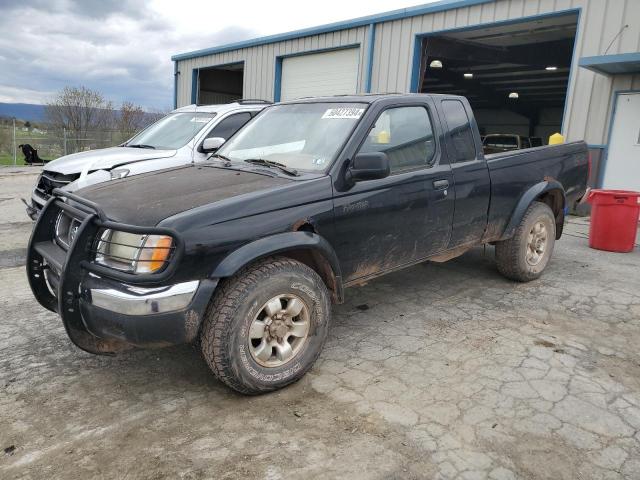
left=95, top=229, right=174, bottom=273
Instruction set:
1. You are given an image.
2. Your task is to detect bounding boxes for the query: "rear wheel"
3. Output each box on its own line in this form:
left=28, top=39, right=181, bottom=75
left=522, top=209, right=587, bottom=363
left=495, top=201, right=556, bottom=282
left=200, top=257, right=331, bottom=395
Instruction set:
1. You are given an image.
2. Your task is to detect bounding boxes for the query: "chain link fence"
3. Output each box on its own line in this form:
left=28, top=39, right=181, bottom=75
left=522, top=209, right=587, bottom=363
left=0, top=124, right=133, bottom=165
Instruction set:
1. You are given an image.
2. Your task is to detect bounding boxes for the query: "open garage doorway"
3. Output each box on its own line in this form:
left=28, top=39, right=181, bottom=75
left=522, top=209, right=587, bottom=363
left=194, top=62, right=244, bottom=104
left=416, top=12, right=578, bottom=147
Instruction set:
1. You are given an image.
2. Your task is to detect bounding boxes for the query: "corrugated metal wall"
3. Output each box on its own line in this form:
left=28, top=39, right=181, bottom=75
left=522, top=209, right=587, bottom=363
left=176, top=26, right=368, bottom=107
left=176, top=0, right=640, bottom=144
left=370, top=0, right=640, bottom=144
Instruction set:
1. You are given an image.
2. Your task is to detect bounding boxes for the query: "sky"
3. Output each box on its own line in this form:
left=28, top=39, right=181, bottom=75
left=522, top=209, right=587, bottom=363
left=0, top=0, right=435, bottom=110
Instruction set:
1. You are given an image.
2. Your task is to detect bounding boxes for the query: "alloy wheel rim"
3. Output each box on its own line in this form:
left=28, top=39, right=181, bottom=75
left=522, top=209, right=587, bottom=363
left=526, top=221, right=548, bottom=266
left=248, top=294, right=310, bottom=367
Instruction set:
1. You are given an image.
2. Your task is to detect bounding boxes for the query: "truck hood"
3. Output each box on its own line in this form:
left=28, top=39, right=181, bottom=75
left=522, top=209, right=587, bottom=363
left=75, top=164, right=293, bottom=226
left=45, top=147, right=177, bottom=175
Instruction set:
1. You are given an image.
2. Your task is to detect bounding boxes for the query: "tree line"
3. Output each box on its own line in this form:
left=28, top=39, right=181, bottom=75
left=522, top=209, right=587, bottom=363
left=0, top=86, right=169, bottom=160
left=44, top=86, right=167, bottom=152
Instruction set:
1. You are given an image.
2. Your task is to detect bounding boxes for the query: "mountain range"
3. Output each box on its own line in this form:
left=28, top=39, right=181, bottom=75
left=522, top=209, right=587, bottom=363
left=0, top=103, right=46, bottom=122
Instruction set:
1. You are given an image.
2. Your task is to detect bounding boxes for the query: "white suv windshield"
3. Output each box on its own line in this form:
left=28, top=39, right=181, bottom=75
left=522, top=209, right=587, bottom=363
left=216, top=103, right=367, bottom=172
left=126, top=112, right=216, bottom=150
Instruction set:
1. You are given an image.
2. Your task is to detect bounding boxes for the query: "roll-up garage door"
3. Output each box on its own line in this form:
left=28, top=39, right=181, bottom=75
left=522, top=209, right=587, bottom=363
left=280, top=47, right=360, bottom=101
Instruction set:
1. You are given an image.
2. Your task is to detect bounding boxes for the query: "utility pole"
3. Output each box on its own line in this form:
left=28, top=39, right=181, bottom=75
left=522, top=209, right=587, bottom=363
left=12, top=117, right=16, bottom=165
left=63, top=128, right=67, bottom=156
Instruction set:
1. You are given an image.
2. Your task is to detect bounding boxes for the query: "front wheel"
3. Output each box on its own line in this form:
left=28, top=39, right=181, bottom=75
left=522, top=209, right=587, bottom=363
left=200, top=257, right=331, bottom=395
left=495, top=201, right=556, bottom=282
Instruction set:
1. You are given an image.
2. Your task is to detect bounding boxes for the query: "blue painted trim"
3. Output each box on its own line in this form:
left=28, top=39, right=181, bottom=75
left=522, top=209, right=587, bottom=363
left=408, top=7, right=581, bottom=133
left=274, top=58, right=282, bottom=102
left=409, top=35, right=423, bottom=93
left=597, top=89, right=640, bottom=188
left=365, top=23, right=376, bottom=93
left=273, top=44, right=360, bottom=102
left=173, top=61, right=178, bottom=109
left=580, top=52, right=640, bottom=68
left=191, top=68, right=199, bottom=104
left=171, top=0, right=494, bottom=61
left=561, top=8, right=582, bottom=137
left=587, top=144, right=606, bottom=149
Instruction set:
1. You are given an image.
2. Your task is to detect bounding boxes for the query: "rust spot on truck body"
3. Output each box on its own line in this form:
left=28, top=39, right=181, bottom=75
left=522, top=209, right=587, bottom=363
left=292, top=218, right=315, bottom=232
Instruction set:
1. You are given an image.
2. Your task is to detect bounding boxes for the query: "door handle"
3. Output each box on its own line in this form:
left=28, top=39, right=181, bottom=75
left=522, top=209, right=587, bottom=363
left=433, top=179, right=449, bottom=190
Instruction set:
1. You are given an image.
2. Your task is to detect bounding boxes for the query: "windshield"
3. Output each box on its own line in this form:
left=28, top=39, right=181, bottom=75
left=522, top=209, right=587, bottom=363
left=216, top=102, right=367, bottom=172
left=126, top=112, right=216, bottom=150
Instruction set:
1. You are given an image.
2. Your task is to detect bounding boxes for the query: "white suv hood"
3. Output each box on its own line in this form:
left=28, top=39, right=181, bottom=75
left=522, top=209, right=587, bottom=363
left=44, top=146, right=177, bottom=175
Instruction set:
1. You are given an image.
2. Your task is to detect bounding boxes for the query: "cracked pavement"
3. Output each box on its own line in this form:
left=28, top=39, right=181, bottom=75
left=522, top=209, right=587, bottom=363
left=1, top=167, right=640, bottom=479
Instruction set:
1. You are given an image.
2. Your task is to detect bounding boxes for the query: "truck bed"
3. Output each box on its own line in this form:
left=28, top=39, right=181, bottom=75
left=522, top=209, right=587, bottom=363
left=484, top=141, right=589, bottom=241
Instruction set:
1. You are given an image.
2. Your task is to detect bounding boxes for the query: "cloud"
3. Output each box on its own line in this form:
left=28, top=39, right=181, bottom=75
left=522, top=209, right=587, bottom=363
left=2, top=0, right=148, bottom=18
left=0, top=0, right=432, bottom=109
left=0, top=0, right=258, bottom=109
left=0, top=84, right=55, bottom=104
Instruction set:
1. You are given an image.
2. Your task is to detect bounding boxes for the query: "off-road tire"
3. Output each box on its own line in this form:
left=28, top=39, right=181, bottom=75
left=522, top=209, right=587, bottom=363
left=495, top=201, right=556, bottom=282
left=200, top=256, right=331, bottom=395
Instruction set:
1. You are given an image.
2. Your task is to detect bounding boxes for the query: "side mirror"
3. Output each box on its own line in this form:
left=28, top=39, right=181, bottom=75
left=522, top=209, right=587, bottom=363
left=200, top=137, right=226, bottom=153
left=346, top=152, right=390, bottom=183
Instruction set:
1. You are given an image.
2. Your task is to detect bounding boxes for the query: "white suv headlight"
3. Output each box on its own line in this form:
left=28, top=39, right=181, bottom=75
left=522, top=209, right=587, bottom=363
left=95, top=229, right=174, bottom=273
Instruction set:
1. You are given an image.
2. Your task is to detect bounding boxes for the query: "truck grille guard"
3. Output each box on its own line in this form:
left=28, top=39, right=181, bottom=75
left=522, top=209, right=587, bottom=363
left=26, top=188, right=184, bottom=355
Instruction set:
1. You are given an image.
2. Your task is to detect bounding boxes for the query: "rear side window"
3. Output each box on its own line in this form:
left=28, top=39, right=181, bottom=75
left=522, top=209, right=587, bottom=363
left=206, top=112, right=252, bottom=141
left=441, top=100, right=476, bottom=162
left=359, top=106, right=436, bottom=174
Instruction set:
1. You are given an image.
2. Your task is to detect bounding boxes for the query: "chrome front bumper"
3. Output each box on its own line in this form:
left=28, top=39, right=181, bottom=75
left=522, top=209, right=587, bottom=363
left=90, top=279, right=200, bottom=315
left=77, top=275, right=217, bottom=348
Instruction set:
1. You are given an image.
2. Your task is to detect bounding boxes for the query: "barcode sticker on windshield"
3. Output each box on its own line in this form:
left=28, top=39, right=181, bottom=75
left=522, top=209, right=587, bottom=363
left=322, top=107, right=365, bottom=119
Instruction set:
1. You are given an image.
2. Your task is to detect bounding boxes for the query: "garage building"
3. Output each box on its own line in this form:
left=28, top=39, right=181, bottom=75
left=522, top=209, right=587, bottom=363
left=172, top=0, right=640, bottom=191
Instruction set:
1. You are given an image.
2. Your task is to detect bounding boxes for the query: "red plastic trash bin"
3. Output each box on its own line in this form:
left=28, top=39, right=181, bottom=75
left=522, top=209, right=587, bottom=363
left=587, top=189, right=640, bottom=252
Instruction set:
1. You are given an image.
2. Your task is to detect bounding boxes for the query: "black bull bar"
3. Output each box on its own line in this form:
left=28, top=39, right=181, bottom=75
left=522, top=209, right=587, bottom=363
left=26, top=188, right=184, bottom=355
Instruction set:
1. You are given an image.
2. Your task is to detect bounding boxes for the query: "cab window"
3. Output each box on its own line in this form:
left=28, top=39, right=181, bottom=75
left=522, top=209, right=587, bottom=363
left=359, top=106, right=436, bottom=174
left=441, top=100, right=476, bottom=162
left=206, top=112, right=252, bottom=141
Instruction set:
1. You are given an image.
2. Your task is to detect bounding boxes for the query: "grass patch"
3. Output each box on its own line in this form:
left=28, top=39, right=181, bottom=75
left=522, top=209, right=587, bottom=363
left=0, top=154, right=26, bottom=165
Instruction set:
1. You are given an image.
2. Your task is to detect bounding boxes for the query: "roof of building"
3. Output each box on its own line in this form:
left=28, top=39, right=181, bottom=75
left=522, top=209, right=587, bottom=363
left=171, top=0, right=495, bottom=62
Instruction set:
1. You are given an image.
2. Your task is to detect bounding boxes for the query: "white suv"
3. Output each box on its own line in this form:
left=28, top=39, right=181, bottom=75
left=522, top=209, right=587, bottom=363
left=26, top=100, right=269, bottom=219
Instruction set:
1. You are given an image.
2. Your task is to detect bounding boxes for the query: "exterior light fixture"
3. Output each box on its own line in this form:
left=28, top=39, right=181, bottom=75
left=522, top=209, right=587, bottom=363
left=508, top=92, right=519, bottom=99
left=463, top=73, right=473, bottom=78
left=429, top=60, right=443, bottom=68
left=545, top=66, right=558, bottom=71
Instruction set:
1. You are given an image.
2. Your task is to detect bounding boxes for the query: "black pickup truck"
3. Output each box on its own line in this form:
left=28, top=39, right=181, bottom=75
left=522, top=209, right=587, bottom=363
left=27, top=94, right=589, bottom=394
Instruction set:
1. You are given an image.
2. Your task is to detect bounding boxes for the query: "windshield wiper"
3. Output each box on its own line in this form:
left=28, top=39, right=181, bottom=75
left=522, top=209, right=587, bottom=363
left=243, top=158, right=299, bottom=176
left=127, top=144, right=156, bottom=149
left=209, top=153, right=231, bottom=163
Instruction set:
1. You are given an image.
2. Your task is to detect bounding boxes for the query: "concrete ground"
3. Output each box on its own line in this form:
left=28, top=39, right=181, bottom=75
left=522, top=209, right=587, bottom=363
left=0, top=166, right=41, bottom=268
left=1, top=166, right=640, bottom=480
